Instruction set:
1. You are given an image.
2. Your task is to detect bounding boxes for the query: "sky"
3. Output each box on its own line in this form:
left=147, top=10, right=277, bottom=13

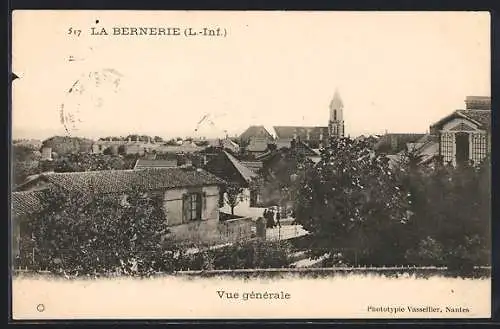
left=12, top=11, right=490, bottom=141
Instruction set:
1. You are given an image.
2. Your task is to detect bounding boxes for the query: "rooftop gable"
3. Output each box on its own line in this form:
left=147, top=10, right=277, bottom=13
left=430, top=109, right=491, bottom=133
left=239, top=126, right=274, bottom=141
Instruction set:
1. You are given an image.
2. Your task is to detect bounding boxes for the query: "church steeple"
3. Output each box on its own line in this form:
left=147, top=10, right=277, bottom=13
left=329, top=89, right=345, bottom=138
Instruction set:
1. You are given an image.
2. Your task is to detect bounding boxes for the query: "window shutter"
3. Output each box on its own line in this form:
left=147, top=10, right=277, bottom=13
left=182, top=194, right=190, bottom=223
left=202, top=192, right=207, bottom=220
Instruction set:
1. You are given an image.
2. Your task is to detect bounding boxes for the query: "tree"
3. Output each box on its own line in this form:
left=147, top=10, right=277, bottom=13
left=12, top=144, right=42, bottom=186
left=295, top=137, right=410, bottom=265
left=258, top=146, right=309, bottom=208
left=399, top=154, right=491, bottom=271
left=225, top=184, right=244, bottom=215
left=18, top=186, right=174, bottom=276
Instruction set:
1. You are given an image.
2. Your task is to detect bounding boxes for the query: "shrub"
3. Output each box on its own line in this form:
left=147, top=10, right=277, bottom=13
left=16, top=186, right=171, bottom=277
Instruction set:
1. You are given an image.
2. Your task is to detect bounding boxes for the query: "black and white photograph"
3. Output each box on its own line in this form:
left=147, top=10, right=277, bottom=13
left=10, top=11, right=491, bottom=319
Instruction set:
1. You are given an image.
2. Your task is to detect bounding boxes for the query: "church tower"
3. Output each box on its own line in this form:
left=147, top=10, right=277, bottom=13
left=328, top=89, right=345, bottom=138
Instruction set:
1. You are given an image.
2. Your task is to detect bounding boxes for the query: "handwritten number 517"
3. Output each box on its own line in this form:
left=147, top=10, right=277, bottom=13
left=68, top=27, right=82, bottom=37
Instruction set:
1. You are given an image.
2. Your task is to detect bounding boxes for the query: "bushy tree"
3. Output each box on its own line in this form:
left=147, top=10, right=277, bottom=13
left=295, top=137, right=411, bottom=265
left=178, top=240, right=293, bottom=270
left=399, top=153, right=491, bottom=271
left=258, top=146, right=309, bottom=209
left=17, top=186, right=174, bottom=276
left=12, top=144, right=42, bottom=186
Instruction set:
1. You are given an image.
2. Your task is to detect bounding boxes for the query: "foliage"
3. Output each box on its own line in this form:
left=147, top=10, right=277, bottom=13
left=16, top=187, right=174, bottom=276
left=295, top=136, right=490, bottom=272
left=225, top=184, right=244, bottom=215
left=12, top=144, right=42, bottom=186
left=178, top=240, right=293, bottom=270
left=257, top=146, right=309, bottom=208
left=295, top=137, right=410, bottom=264
left=52, top=153, right=131, bottom=172
left=42, top=136, right=93, bottom=154
left=398, top=153, right=491, bottom=271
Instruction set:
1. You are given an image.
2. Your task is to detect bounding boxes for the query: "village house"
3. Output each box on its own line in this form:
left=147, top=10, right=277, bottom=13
left=204, top=150, right=263, bottom=217
left=429, top=96, right=491, bottom=167
left=11, top=167, right=253, bottom=258
left=239, top=125, right=274, bottom=148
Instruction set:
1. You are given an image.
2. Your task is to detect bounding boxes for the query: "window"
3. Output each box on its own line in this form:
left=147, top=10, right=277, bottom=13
left=183, top=193, right=202, bottom=221
left=334, top=110, right=337, bottom=121
left=472, top=133, right=487, bottom=165
left=440, top=132, right=453, bottom=164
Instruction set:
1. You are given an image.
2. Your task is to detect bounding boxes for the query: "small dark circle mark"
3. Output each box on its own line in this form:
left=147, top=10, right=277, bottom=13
left=37, top=304, right=45, bottom=312
left=95, top=19, right=99, bottom=24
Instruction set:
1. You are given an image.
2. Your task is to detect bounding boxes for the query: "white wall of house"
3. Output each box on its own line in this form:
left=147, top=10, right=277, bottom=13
left=220, top=187, right=266, bottom=219
left=163, top=185, right=220, bottom=226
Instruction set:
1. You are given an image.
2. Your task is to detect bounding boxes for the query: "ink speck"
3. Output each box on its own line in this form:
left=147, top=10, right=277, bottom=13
left=96, top=19, right=99, bottom=24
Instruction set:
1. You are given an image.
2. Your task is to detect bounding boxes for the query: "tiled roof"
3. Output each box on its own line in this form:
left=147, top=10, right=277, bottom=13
left=430, top=109, right=491, bottom=132
left=273, top=126, right=328, bottom=140
left=20, top=168, right=226, bottom=195
left=239, top=126, right=274, bottom=141
left=11, top=191, right=46, bottom=217
left=223, top=151, right=258, bottom=183
left=456, top=109, right=491, bottom=130
left=134, top=159, right=177, bottom=169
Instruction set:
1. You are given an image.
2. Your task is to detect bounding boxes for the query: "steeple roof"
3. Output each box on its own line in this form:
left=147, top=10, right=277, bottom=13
left=330, top=89, right=343, bottom=109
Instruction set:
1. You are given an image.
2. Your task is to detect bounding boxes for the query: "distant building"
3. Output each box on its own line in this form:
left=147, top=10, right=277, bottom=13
left=374, top=133, right=426, bottom=155
left=272, top=89, right=345, bottom=149
left=240, top=89, right=347, bottom=153
left=430, top=96, right=491, bottom=167
left=239, top=125, right=274, bottom=146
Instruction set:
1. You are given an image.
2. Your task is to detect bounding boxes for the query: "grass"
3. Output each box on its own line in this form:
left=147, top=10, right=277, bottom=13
left=12, top=271, right=491, bottom=320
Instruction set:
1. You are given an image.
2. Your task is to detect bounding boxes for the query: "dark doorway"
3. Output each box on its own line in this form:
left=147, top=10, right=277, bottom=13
left=455, top=132, right=470, bottom=166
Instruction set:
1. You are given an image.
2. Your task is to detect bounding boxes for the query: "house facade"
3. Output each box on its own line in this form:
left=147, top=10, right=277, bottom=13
left=430, top=96, right=491, bottom=166
left=11, top=168, right=228, bottom=257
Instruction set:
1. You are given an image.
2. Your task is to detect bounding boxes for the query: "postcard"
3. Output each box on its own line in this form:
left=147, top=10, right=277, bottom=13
left=11, top=10, right=491, bottom=320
